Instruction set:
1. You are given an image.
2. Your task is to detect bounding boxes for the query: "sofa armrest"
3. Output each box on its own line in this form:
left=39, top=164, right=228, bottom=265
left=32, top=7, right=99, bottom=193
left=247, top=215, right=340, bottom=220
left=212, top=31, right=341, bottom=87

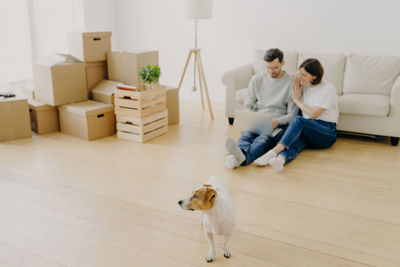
left=221, top=63, right=254, bottom=117
left=390, top=75, right=400, bottom=118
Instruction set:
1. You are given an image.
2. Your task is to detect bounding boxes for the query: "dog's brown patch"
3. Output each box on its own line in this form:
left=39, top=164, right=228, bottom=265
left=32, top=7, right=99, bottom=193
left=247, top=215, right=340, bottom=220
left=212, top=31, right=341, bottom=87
left=187, top=187, right=217, bottom=210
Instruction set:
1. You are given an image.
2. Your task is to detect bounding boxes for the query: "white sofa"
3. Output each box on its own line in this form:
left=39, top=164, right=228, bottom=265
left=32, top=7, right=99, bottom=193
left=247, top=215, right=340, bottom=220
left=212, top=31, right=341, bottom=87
left=222, top=50, right=400, bottom=146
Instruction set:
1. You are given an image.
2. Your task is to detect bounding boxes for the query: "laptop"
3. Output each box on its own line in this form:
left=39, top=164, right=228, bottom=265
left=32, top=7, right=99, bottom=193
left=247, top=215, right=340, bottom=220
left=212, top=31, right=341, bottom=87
left=234, top=110, right=274, bottom=136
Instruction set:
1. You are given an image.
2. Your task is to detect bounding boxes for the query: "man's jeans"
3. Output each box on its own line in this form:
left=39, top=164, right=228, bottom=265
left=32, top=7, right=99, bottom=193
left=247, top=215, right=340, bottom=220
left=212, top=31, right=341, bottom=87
left=237, top=125, right=287, bottom=166
left=279, top=116, right=337, bottom=163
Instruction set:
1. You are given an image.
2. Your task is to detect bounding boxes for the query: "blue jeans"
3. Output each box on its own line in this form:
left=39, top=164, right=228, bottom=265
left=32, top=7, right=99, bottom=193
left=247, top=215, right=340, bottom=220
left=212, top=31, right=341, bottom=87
left=237, top=125, right=287, bottom=166
left=279, top=116, right=337, bottom=163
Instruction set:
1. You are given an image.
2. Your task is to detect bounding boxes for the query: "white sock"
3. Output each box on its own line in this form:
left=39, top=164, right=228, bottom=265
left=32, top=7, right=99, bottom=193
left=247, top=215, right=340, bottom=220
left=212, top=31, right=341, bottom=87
left=269, top=156, right=285, bottom=172
left=254, top=150, right=277, bottom=166
left=225, top=154, right=241, bottom=169
left=225, top=137, right=245, bottom=163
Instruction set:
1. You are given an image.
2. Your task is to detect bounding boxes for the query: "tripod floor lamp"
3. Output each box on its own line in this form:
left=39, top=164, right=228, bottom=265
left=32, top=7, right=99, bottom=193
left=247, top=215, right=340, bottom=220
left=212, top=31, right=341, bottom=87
left=178, top=0, right=214, bottom=120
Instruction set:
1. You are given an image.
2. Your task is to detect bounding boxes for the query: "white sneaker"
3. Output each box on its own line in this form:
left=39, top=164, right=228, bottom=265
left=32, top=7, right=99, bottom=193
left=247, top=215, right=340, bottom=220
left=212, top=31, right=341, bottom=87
left=225, top=154, right=241, bottom=169
left=225, top=137, right=245, bottom=163
left=254, top=150, right=277, bottom=166
left=269, top=157, right=284, bottom=172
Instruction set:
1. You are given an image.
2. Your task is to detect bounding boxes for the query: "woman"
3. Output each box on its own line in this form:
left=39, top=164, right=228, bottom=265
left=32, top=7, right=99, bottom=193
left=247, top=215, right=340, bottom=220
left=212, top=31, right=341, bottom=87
left=254, top=58, right=339, bottom=172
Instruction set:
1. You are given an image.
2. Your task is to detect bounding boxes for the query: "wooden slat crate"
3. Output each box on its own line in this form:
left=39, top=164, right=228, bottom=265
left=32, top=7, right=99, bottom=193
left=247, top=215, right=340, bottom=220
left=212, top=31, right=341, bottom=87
left=116, top=109, right=168, bottom=142
left=114, top=86, right=166, bottom=117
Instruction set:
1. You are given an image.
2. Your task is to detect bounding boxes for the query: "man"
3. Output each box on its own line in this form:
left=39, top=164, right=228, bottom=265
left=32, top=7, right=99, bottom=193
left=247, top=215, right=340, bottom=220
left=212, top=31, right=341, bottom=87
left=225, top=48, right=298, bottom=169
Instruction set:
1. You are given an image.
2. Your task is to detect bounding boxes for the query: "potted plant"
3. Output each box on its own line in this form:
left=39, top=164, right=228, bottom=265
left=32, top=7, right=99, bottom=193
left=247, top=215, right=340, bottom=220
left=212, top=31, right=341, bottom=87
left=138, top=64, right=161, bottom=90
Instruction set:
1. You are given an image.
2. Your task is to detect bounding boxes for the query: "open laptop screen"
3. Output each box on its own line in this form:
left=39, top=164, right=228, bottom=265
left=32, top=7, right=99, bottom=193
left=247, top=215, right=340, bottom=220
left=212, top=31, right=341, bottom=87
left=234, top=110, right=273, bottom=136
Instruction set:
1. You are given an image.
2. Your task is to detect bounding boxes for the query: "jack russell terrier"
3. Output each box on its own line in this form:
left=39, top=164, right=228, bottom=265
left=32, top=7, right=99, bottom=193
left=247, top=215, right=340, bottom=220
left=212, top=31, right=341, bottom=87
left=178, top=176, right=235, bottom=262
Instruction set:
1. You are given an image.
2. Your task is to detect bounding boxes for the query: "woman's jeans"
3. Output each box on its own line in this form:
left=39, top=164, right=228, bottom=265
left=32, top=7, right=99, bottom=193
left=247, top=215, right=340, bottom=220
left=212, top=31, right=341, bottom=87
left=237, top=125, right=287, bottom=166
left=279, top=116, right=337, bottom=163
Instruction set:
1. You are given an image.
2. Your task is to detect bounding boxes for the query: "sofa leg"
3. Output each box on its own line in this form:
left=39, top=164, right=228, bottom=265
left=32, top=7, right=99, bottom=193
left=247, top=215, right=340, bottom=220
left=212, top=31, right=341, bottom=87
left=228, top=117, right=234, bottom=125
left=391, top=137, right=399, bottom=146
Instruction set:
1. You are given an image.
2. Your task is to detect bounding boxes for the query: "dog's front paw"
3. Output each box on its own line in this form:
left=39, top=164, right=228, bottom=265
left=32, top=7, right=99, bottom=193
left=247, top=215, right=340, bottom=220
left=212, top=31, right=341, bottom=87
left=223, top=247, right=231, bottom=258
left=205, top=250, right=216, bottom=263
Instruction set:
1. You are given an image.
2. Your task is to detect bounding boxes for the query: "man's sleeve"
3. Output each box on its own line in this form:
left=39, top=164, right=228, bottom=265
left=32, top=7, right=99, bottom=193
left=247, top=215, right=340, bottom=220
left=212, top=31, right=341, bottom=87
left=277, top=94, right=299, bottom=125
left=243, top=76, right=256, bottom=111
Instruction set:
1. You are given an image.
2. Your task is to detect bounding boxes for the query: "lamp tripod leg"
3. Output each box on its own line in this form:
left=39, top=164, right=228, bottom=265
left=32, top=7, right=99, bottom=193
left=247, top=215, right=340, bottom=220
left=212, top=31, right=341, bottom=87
left=193, top=51, right=197, bottom=92
left=195, top=51, right=205, bottom=110
left=197, top=52, right=214, bottom=120
left=178, top=50, right=193, bottom=89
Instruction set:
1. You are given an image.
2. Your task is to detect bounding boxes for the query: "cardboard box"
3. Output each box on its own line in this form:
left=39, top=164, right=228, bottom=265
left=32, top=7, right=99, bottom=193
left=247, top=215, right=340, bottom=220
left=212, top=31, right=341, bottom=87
left=58, top=100, right=115, bottom=140
left=68, top=32, right=112, bottom=62
left=165, top=85, right=179, bottom=125
left=107, top=50, right=159, bottom=85
left=90, top=80, right=119, bottom=105
left=28, top=99, right=59, bottom=134
left=86, top=61, right=107, bottom=90
left=0, top=97, right=32, bottom=141
left=33, top=58, right=87, bottom=106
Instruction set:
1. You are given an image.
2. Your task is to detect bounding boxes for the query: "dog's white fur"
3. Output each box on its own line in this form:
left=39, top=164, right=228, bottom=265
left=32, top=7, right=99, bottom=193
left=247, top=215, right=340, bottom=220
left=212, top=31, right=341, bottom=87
left=179, top=176, right=235, bottom=262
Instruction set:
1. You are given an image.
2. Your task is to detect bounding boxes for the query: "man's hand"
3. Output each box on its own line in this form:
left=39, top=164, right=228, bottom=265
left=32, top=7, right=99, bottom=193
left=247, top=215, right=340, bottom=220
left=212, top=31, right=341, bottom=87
left=272, top=119, right=279, bottom=129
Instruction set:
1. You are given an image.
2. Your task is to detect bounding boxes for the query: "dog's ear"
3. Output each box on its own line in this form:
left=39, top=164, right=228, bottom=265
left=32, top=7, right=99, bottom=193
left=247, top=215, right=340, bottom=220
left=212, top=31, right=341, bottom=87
left=205, top=188, right=217, bottom=202
left=203, top=184, right=212, bottom=187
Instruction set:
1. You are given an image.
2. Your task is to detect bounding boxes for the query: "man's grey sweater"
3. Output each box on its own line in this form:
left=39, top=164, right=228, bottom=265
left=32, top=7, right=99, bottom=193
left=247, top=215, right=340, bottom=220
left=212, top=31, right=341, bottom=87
left=244, top=71, right=298, bottom=125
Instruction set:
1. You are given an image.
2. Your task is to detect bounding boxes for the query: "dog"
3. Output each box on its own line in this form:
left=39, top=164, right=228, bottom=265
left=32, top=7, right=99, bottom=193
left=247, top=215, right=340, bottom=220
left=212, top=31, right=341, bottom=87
left=178, top=176, right=235, bottom=262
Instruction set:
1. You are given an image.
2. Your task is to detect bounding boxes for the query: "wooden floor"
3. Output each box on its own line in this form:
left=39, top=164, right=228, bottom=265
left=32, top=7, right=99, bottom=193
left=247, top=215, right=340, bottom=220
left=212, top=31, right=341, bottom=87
left=1, top=100, right=400, bottom=267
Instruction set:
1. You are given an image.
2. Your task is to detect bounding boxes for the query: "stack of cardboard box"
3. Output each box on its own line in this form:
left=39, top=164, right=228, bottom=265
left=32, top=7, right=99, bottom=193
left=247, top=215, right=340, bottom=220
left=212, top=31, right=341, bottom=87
left=68, top=32, right=111, bottom=91
left=30, top=31, right=115, bottom=141
left=2, top=30, right=180, bottom=143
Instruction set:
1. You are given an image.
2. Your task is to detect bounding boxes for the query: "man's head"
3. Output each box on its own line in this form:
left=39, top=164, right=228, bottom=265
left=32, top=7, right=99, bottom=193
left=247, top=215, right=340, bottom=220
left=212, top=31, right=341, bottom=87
left=264, top=48, right=285, bottom=78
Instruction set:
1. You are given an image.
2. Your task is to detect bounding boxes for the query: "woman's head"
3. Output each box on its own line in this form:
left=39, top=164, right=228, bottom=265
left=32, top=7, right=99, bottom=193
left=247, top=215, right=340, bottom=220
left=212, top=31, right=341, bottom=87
left=298, top=58, right=324, bottom=86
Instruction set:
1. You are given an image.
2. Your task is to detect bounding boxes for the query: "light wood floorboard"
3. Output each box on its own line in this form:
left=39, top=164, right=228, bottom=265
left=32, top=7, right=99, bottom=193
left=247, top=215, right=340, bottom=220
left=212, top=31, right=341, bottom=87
left=1, top=100, right=399, bottom=266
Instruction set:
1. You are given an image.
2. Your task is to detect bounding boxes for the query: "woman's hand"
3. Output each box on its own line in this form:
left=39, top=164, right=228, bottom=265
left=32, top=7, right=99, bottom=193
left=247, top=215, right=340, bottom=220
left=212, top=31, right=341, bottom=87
left=292, top=75, right=303, bottom=105
left=272, top=119, right=279, bottom=129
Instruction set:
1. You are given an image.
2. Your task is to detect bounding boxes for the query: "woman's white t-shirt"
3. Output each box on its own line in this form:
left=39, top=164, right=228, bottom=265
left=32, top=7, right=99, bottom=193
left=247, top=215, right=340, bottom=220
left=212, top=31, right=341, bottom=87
left=301, top=80, right=339, bottom=123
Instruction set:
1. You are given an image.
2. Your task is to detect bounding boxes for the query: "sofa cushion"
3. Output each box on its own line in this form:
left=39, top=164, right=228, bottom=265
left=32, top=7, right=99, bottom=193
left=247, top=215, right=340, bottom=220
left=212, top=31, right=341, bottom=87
left=235, top=88, right=248, bottom=104
left=298, top=53, right=346, bottom=95
left=338, top=93, right=389, bottom=117
left=253, top=50, right=298, bottom=75
left=343, top=54, right=400, bottom=96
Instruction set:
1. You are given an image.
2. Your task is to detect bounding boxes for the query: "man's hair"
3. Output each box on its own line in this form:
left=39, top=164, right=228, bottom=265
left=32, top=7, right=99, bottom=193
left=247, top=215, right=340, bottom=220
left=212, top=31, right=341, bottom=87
left=263, top=48, right=284, bottom=63
left=299, top=58, right=324, bottom=85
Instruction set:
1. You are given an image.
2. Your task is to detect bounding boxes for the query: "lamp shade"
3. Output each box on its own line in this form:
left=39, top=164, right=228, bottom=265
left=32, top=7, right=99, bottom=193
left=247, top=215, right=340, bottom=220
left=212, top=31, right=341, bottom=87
left=185, top=0, right=213, bottom=19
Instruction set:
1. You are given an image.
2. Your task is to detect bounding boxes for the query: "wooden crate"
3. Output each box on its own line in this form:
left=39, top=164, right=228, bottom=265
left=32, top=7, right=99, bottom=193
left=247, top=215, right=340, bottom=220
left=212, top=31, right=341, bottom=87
left=114, top=86, right=166, bottom=117
left=116, top=109, right=168, bottom=142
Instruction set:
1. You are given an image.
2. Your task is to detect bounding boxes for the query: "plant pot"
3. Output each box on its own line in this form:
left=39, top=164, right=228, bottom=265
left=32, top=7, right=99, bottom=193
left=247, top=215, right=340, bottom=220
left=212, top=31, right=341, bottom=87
left=145, top=82, right=158, bottom=90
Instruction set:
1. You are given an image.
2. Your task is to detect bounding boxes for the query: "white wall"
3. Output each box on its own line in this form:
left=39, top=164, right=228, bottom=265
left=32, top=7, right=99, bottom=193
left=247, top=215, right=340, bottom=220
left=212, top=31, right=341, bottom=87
left=29, top=0, right=117, bottom=60
left=29, top=0, right=85, bottom=60
left=115, top=0, right=400, bottom=103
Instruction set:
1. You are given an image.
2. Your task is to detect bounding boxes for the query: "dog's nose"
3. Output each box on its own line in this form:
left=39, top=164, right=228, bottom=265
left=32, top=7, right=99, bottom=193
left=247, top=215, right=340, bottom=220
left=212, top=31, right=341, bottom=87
left=178, top=200, right=183, bottom=205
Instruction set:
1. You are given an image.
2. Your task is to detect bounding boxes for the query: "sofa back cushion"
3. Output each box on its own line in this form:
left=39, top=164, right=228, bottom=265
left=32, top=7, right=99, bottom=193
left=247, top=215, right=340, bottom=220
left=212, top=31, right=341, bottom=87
left=343, top=54, right=400, bottom=96
left=253, top=50, right=298, bottom=75
left=298, top=53, right=346, bottom=95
